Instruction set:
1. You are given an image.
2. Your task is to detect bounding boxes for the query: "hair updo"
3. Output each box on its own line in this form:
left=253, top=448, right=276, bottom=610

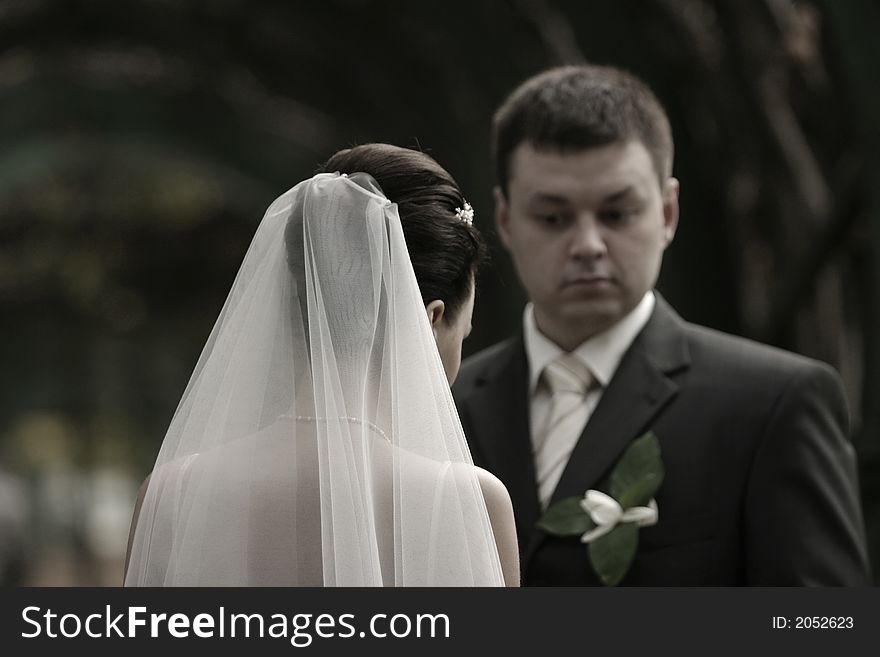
left=320, top=143, right=486, bottom=322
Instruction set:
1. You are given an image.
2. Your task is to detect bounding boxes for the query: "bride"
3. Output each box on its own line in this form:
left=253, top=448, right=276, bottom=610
left=124, top=144, right=519, bottom=586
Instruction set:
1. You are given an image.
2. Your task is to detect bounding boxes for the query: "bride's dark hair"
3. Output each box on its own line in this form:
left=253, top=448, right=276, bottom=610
left=320, top=143, right=487, bottom=321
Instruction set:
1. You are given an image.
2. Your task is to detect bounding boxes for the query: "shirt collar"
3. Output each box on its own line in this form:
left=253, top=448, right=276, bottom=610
left=523, top=291, right=656, bottom=394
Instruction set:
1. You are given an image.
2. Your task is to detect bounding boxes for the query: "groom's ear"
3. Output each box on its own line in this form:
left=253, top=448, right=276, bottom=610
left=494, top=186, right=511, bottom=248
left=425, top=299, right=446, bottom=335
left=662, top=177, right=680, bottom=248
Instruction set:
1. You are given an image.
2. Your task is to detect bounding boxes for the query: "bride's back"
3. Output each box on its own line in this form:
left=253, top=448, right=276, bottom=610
left=140, top=415, right=491, bottom=586
left=126, top=146, right=517, bottom=587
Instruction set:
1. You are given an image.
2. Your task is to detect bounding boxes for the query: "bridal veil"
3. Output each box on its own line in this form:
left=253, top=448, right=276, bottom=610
left=125, top=172, right=505, bottom=586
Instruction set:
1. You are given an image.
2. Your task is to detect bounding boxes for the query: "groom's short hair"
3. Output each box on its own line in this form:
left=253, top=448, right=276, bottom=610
left=492, top=65, right=674, bottom=194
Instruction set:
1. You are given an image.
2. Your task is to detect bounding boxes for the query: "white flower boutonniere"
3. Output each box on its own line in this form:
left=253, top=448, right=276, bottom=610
left=537, top=432, right=664, bottom=586
left=578, top=490, right=658, bottom=543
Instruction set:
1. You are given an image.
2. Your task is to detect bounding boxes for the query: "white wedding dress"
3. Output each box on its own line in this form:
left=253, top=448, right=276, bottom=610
left=125, top=173, right=505, bottom=586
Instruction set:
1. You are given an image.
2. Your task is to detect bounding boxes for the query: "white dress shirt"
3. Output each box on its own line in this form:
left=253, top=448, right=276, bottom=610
left=524, top=291, right=656, bottom=508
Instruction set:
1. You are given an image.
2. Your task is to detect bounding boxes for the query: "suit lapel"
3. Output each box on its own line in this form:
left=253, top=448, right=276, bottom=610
left=465, top=336, right=541, bottom=546
left=525, top=296, right=691, bottom=562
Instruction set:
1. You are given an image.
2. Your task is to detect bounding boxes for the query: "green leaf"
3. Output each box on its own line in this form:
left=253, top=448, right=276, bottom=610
left=610, top=431, right=665, bottom=509
left=536, top=496, right=596, bottom=537
left=588, top=522, right=639, bottom=586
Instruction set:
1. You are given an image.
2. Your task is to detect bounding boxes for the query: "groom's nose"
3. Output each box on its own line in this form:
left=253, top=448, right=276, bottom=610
left=569, top=216, right=607, bottom=260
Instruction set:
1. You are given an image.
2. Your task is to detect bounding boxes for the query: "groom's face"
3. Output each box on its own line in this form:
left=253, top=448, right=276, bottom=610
left=496, top=140, right=679, bottom=349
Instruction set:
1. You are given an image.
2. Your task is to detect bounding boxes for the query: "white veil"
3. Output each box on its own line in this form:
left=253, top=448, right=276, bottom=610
left=124, top=172, right=505, bottom=586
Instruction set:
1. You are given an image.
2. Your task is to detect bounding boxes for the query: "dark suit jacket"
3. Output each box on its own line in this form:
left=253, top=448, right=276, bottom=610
left=453, top=296, right=870, bottom=585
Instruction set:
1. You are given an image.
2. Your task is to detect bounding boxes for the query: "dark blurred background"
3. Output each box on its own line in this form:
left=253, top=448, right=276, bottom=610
left=1, top=0, right=878, bottom=585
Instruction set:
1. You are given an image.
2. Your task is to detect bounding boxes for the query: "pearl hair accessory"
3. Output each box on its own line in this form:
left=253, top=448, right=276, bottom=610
left=455, top=201, right=474, bottom=225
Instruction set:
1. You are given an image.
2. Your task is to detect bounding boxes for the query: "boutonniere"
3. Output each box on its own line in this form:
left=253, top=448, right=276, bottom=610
left=537, top=431, right=664, bottom=586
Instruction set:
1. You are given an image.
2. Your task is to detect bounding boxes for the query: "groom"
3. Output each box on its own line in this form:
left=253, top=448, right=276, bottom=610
left=453, top=65, right=870, bottom=585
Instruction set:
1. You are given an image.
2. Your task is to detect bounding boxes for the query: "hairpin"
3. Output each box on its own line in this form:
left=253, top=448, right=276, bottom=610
left=455, top=201, right=474, bottom=226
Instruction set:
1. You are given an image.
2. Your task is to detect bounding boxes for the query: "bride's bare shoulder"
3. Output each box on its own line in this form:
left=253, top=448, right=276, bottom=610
left=473, top=466, right=520, bottom=586
left=473, top=467, right=513, bottom=513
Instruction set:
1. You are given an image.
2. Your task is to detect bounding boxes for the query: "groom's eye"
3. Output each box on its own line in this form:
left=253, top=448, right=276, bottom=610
left=535, top=213, right=569, bottom=228
left=599, top=206, right=638, bottom=225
